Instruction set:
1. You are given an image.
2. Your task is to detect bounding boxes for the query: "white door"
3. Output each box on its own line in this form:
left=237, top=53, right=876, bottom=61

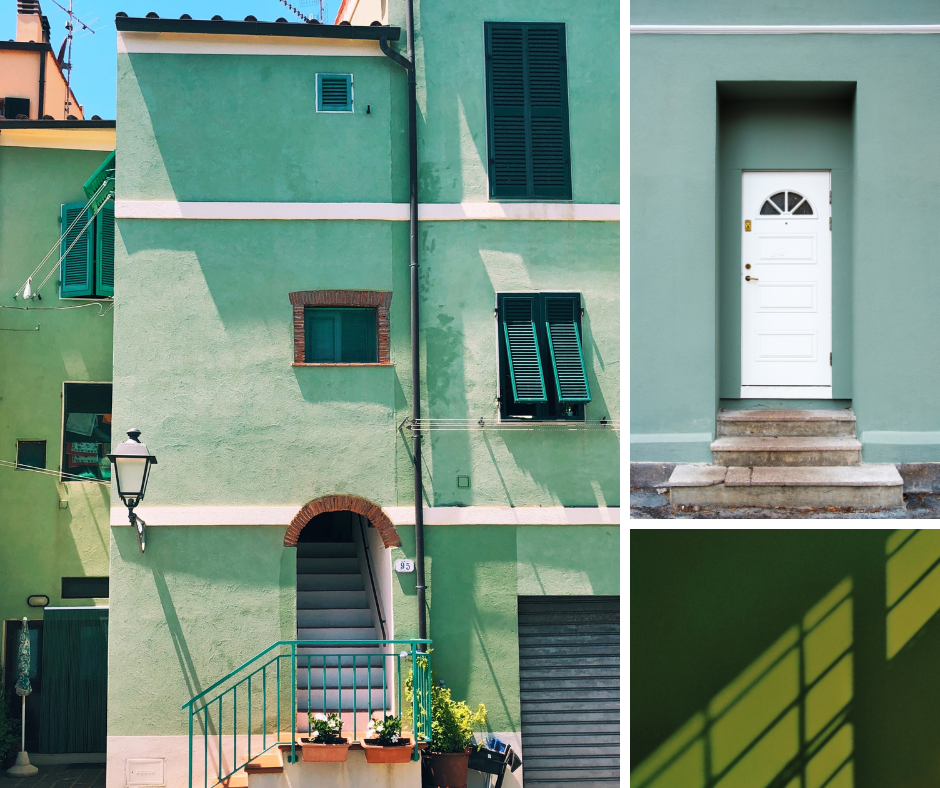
left=741, top=171, right=832, bottom=398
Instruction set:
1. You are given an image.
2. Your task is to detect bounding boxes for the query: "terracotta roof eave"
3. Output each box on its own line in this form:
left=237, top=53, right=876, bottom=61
left=114, top=16, right=401, bottom=41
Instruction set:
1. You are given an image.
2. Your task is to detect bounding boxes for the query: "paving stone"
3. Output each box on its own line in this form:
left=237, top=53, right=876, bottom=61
left=750, top=465, right=902, bottom=487
left=666, top=464, right=727, bottom=487
left=724, top=467, right=752, bottom=486
left=718, top=409, right=855, bottom=422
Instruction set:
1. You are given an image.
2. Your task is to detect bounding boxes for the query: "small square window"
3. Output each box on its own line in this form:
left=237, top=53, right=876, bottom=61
left=16, top=440, right=46, bottom=470
left=62, top=383, right=112, bottom=482
left=305, top=308, right=377, bottom=363
left=61, top=576, right=109, bottom=599
left=317, top=73, right=353, bottom=113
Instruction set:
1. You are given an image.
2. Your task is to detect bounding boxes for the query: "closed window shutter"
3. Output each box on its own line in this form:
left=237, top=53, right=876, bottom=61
left=502, top=296, right=547, bottom=402
left=95, top=202, right=114, bottom=297
left=60, top=202, right=93, bottom=298
left=318, top=74, right=353, bottom=112
left=545, top=296, right=590, bottom=402
left=486, top=23, right=571, bottom=200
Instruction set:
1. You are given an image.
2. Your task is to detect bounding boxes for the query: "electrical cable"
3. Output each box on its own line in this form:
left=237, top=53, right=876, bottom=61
left=0, top=458, right=110, bottom=485
left=35, top=191, right=112, bottom=294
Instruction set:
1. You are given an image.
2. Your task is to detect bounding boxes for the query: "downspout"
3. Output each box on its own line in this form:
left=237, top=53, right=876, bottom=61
left=380, top=0, right=426, bottom=645
left=37, top=47, right=46, bottom=119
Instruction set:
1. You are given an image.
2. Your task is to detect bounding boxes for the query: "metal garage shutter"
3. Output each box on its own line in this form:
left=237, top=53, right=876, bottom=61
left=518, top=596, right=620, bottom=785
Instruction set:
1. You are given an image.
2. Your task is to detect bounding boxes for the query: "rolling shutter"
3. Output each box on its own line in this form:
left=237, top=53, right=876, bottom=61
left=60, top=203, right=93, bottom=298
left=502, top=296, right=547, bottom=402
left=318, top=74, right=353, bottom=112
left=95, top=202, right=115, bottom=297
left=485, top=23, right=571, bottom=200
left=545, top=296, right=590, bottom=402
left=518, top=596, right=619, bottom=786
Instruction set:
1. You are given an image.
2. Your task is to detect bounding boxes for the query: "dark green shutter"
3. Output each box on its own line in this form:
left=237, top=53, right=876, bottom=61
left=485, top=23, right=571, bottom=200
left=545, top=296, right=590, bottom=402
left=60, top=202, right=94, bottom=298
left=502, top=296, right=547, bottom=402
left=318, top=74, right=353, bottom=112
left=95, top=202, right=115, bottom=297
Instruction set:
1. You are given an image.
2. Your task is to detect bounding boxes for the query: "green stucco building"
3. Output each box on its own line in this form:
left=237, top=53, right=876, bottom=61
left=105, top=3, right=619, bottom=788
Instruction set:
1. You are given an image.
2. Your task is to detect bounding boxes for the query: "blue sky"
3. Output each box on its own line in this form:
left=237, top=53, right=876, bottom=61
left=0, top=0, right=343, bottom=118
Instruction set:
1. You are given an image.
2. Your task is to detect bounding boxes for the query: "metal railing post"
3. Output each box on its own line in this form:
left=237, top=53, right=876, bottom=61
left=412, top=644, right=420, bottom=761
left=290, top=643, right=297, bottom=764
left=188, top=707, right=193, bottom=788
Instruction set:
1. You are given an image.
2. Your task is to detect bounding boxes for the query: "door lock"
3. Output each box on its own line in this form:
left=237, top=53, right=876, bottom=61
left=745, top=276, right=758, bottom=281
left=745, top=220, right=751, bottom=232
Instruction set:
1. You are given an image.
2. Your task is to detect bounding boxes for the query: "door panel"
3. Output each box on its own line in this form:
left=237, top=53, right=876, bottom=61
left=741, top=172, right=831, bottom=397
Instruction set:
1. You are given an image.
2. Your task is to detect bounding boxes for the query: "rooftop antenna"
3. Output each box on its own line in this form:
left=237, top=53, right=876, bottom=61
left=47, top=0, right=96, bottom=116
left=296, top=0, right=326, bottom=23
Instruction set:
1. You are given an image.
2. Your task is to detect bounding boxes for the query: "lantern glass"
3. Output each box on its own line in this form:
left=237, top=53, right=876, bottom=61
left=115, top=456, right=148, bottom=498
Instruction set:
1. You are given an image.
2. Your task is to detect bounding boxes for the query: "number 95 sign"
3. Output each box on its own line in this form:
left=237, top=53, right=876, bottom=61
left=394, top=559, right=415, bottom=573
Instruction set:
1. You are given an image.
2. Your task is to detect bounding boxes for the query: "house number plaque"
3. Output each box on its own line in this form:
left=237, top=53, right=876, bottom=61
left=394, top=559, right=415, bottom=573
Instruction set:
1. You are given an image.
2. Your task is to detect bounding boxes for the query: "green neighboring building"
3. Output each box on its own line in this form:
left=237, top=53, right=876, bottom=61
left=107, top=4, right=619, bottom=788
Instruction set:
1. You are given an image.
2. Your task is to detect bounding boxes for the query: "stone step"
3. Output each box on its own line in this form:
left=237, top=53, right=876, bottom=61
left=710, top=436, right=862, bottom=467
left=669, top=463, right=903, bottom=509
left=717, top=409, right=856, bottom=438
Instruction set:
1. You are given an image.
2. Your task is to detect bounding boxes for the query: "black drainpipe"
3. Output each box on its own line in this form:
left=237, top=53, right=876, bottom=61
left=37, top=47, right=46, bottom=118
left=381, top=0, right=426, bottom=646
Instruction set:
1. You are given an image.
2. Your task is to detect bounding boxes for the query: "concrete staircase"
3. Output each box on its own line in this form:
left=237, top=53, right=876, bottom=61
left=669, top=409, right=903, bottom=509
left=295, top=539, right=389, bottom=733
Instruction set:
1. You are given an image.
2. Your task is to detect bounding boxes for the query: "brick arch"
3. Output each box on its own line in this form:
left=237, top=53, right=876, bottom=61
left=284, top=494, right=401, bottom=548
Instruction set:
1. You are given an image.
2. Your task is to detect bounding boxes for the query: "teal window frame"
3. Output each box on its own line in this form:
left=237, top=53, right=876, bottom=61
left=317, top=73, right=354, bottom=113
left=497, top=292, right=589, bottom=421
left=304, top=307, right=378, bottom=363
left=484, top=21, right=572, bottom=200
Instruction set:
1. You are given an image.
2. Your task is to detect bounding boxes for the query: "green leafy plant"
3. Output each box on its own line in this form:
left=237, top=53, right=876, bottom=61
left=305, top=712, right=345, bottom=744
left=367, top=713, right=404, bottom=745
left=405, top=658, right=487, bottom=754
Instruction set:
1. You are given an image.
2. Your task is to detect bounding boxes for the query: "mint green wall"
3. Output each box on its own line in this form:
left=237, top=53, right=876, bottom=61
left=0, top=146, right=113, bottom=627
left=630, top=1, right=940, bottom=24
left=632, top=30, right=940, bottom=461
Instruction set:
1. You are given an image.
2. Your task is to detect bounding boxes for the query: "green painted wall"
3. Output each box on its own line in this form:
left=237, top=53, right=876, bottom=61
left=632, top=529, right=940, bottom=788
left=632, top=29, right=940, bottom=461
left=631, top=1, right=940, bottom=25
left=0, top=145, right=113, bottom=628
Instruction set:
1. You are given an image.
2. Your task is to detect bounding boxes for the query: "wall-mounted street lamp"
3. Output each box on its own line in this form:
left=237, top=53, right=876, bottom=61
left=107, top=428, right=157, bottom=554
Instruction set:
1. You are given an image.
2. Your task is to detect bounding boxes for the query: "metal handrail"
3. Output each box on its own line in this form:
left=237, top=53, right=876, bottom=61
left=357, top=515, right=388, bottom=639
left=183, top=639, right=432, bottom=788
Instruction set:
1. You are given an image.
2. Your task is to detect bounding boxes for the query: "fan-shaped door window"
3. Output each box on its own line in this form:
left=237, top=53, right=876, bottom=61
left=759, top=191, right=814, bottom=216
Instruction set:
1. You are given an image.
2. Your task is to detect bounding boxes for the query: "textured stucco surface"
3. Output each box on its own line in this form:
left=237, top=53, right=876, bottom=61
left=0, top=146, right=113, bottom=625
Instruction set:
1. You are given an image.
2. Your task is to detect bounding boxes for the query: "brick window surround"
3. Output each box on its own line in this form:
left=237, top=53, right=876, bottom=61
left=290, top=290, right=392, bottom=365
left=284, top=494, right=401, bottom=548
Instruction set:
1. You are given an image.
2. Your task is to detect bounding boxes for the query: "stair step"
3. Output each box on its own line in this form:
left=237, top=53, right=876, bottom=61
left=296, top=666, right=389, bottom=689
left=711, top=436, right=862, bottom=467
left=297, top=574, right=364, bottom=592
left=669, top=463, right=903, bottom=509
left=297, top=590, right=369, bottom=610
left=717, top=409, right=856, bottom=438
left=297, top=557, right=360, bottom=574
left=298, top=627, right=379, bottom=641
left=296, top=542, right=357, bottom=558
left=297, top=609, right=373, bottom=628
left=295, top=647, right=396, bottom=665
left=295, top=711, right=388, bottom=734
left=296, top=688, right=388, bottom=712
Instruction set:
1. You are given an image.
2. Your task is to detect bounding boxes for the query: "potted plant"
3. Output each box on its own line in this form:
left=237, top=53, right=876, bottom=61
left=362, top=713, right=413, bottom=764
left=300, top=712, right=350, bottom=763
left=407, top=666, right=487, bottom=788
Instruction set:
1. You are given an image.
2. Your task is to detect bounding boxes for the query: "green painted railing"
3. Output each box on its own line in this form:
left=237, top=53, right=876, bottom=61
left=182, top=640, right=432, bottom=788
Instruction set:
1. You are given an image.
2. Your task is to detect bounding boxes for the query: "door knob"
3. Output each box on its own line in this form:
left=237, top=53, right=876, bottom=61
left=745, top=276, right=758, bottom=281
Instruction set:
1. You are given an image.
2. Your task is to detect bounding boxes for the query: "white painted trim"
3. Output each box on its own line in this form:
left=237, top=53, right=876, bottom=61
left=862, top=431, right=940, bottom=445
left=741, top=385, right=833, bottom=398
left=117, top=31, right=384, bottom=56
left=631, top=24, right=940, bottom=34
left=631, top=432, right=713, bottom=443
left=110, top=505, right=619, bottom=526
left=114, top=200, right=620, bottom=222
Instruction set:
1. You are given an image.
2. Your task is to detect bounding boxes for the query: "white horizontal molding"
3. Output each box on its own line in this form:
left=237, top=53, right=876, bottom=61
left=110, top=505, right=620, bottom=526
left=117, top=31, right=384, bottom=56
left=631, top=432, right=714, bottom=443
left=115, top=201, right=620, bottom=221
left=862, top=431, right=940, bottom=445
left=631, top=24, right=940, bottom=34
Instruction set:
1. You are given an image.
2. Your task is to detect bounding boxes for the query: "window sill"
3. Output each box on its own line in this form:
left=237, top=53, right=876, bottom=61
left=292, top=362, right=394, bottom=367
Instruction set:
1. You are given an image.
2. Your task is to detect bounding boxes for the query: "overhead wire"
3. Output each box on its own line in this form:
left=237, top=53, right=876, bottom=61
left=0, top=458, right=110, bottom=485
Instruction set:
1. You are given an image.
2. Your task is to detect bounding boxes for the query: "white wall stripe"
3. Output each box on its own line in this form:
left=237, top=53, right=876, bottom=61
left=631, top=24, right=940, bottom=34
left=117, top=31, right=384, bottom=56
left=114, top=200, right=619, bottom=222
left=110, top=505, right=620, bottom=526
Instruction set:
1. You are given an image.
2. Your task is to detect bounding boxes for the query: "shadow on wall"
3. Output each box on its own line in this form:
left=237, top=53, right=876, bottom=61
left=631, top=579, right=854, bottom=788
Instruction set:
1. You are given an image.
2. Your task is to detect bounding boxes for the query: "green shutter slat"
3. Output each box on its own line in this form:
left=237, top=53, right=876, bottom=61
left=545, top=297, right=590, bottom=403
left=502, top=297, right=547, bottom=403
left=60, top=202, right=93, bottom=298
left=95, top=202, right=114, bottom=297
left=486, top=24, right=528, bottom=198
left=318, top=74, right=353, bottom=112
left=526, top=25, right=570, bottom=199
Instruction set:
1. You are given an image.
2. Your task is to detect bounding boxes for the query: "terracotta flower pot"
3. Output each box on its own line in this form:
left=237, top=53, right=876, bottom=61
left=423, top=751, right=470, bottom=788
left=300, top=738, right=350, bottom=762
left=362, top=737, right=413, bottom=764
